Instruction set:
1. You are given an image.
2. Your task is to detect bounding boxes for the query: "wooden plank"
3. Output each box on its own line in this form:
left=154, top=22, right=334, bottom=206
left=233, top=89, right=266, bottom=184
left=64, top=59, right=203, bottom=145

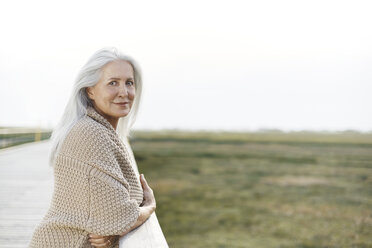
left=0, top=140, right=53, bottom=247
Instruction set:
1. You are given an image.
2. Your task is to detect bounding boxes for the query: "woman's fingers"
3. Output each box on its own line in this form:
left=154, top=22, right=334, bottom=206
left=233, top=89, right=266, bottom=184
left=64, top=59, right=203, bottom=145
left=89, top=237, right=106, bottom=244
left=90, top=242, right=108, bottom=247
left=90, top=241, right=111, bottom=248
left=89, top=234, right=103, bottom=238
left=140, top=174, right=153, bottom=193
left=139, top=174, right=156, bottom=208
left=140, top=174, right=149, bottom=189
left=88, top=234, right=115, bottom=247
left=90, top=241, right=111, bottom=247
left=140, top=174, right=154, bottom=197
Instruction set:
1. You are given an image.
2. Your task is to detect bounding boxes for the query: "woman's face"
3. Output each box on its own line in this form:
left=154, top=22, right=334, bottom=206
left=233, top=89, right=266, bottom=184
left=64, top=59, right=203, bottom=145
left=86, top=60, right=136, bottom=129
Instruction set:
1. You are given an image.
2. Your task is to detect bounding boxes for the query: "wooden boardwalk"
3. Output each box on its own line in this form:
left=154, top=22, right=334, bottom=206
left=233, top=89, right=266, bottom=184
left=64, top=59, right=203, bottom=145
left=0, top=140, right=53, bottom=248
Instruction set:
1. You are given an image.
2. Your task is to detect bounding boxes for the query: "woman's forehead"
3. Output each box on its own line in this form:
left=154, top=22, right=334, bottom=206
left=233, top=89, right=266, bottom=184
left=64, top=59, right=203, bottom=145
left=102, top=60, right=134, bottom=79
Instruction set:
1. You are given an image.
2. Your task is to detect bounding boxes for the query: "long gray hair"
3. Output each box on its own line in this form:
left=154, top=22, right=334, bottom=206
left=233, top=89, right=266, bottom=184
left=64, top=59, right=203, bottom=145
left=48, top=47, right=143, bottom=167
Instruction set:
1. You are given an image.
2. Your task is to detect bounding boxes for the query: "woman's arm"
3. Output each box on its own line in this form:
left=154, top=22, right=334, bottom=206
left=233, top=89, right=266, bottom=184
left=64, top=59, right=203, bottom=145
left=88, top=206, right=155, bottom=247
left=89, top=174, right=156, bottom=247
left=119, top=173, right=156, bottom=236
left=118, top=204, right=155, bottom=237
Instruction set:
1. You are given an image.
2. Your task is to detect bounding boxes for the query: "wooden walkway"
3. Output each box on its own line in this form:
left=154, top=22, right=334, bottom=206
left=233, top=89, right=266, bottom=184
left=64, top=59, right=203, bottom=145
left=0, top=140, right=53, bottom=248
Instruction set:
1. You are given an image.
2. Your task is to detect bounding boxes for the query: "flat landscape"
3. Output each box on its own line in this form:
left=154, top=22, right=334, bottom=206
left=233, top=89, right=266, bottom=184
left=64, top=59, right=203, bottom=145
left=131, top=131, right=372, bottom=248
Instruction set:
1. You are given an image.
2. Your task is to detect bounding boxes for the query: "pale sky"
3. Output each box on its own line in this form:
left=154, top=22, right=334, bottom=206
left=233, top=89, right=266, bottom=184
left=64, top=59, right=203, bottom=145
left=1, top=0, right=371, bottom=132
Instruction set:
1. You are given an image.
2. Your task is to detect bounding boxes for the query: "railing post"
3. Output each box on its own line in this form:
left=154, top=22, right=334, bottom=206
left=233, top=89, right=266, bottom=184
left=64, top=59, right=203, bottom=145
left=35, top=128, right=41, bottom=142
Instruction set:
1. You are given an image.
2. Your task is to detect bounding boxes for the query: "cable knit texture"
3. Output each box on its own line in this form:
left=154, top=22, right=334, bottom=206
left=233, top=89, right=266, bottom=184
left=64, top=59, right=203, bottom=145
left=29, top=106, right=144, bottom=248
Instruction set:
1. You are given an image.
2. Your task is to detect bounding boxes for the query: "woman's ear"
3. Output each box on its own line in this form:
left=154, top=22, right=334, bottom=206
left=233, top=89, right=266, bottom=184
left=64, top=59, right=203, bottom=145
left=86, top=87, right=94, bottom=100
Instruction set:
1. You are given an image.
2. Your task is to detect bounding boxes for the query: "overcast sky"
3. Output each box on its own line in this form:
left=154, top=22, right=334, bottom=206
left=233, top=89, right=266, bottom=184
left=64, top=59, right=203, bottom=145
left=0, top=0, right=371, bottom=132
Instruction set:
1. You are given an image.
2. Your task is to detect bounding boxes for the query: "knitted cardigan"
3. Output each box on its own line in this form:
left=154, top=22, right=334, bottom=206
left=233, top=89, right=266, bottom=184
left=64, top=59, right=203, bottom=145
left=29, top=106, right=144, bottom=248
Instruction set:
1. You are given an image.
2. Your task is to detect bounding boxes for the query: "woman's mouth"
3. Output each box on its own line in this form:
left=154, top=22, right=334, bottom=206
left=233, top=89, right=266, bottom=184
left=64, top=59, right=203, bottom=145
left=114, top=102, right=129, bottom=106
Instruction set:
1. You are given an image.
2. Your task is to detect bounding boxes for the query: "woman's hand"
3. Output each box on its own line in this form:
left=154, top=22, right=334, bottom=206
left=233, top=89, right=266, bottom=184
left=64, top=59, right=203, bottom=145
left=140, top=174, right=156, bottom=210
left=88, top=234, right=117, bottom=248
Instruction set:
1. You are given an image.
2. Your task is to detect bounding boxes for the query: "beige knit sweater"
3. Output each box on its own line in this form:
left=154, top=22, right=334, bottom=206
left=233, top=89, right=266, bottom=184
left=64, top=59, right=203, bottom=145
left=29, top=106, right=144, bottom=248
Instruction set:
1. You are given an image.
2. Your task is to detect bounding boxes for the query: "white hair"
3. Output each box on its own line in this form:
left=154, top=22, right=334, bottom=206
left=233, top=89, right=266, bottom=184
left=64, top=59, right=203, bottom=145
left=48, top=47, right=143, bottom=167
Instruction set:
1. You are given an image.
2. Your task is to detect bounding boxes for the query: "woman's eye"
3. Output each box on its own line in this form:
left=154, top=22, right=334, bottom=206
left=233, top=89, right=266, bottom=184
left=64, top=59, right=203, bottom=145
left=109, top=81, right=117, bottom=85
left=127, top=81, right=134, bottom=86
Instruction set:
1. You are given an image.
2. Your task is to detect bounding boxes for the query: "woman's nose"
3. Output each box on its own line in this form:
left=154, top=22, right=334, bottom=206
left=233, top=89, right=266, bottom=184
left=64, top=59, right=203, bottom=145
left=118, top=84, right=128, bottom=97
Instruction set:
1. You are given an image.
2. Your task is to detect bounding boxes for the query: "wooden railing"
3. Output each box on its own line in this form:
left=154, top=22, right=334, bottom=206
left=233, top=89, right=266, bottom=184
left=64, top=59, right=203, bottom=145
left=0, top=127, right=52, bottom=149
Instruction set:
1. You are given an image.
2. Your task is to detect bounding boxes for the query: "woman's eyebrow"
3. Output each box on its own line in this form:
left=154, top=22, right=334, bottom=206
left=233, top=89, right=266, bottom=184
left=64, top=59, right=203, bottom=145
left=107, top=77, right=134, bottom=81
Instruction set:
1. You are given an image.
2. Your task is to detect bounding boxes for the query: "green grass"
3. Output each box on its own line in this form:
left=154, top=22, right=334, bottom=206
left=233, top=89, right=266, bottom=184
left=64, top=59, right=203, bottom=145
left=131, top=131, right=372, bottom=248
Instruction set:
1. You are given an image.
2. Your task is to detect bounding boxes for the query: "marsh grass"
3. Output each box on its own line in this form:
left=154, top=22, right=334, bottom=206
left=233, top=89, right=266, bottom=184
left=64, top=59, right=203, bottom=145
left=131, top=131, right=372, bottom=248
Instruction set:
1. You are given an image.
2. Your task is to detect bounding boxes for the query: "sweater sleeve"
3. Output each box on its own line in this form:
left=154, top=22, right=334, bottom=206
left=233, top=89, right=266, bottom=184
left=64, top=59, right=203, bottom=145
left=86, top=168, right=141, bottom=236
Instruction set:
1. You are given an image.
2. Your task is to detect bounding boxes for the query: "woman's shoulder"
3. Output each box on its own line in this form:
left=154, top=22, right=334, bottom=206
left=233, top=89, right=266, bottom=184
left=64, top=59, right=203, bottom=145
left=73, top=115, right=109, bottom=133
left=70, top=116, right=111, bottom=140
left=56, top=116, right=128, bottom=184
left=58, top=116, right=113, bottom=158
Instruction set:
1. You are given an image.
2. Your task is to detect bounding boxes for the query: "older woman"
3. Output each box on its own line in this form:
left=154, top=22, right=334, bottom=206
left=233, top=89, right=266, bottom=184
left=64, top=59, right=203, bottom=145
left=29, top=47, right=167, bottom=247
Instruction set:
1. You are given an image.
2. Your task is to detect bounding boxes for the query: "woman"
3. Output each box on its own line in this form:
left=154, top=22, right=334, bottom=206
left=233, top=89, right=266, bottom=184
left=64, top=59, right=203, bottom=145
left=29, top=47, right=167, bottom=247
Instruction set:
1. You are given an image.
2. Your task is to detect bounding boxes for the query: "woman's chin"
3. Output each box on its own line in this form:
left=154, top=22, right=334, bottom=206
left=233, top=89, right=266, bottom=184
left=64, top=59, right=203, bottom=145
left=117, top=109, right=130, bottom=118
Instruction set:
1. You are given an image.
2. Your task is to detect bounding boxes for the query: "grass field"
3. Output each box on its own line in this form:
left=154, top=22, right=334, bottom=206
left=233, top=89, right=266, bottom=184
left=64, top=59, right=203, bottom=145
left=131, top=130, right=372, bottom=248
